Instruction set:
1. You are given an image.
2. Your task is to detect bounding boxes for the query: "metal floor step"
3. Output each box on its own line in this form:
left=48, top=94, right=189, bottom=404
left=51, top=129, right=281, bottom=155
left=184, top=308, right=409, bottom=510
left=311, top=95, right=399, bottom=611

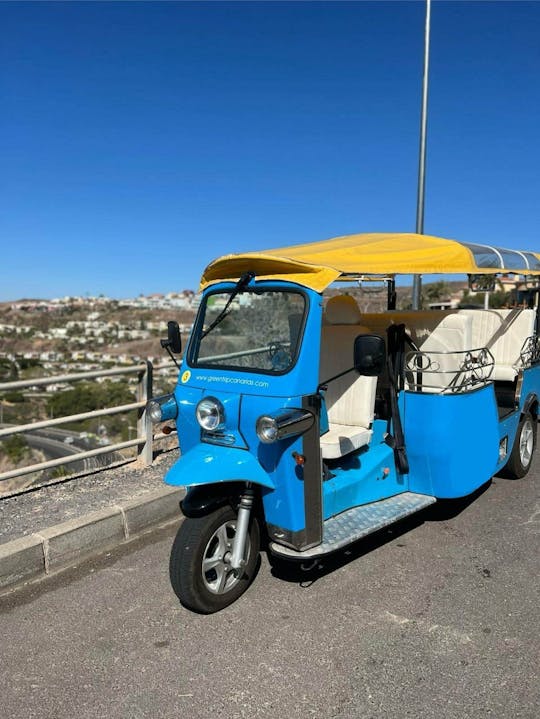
left=270, top=492, right=436, bottom=559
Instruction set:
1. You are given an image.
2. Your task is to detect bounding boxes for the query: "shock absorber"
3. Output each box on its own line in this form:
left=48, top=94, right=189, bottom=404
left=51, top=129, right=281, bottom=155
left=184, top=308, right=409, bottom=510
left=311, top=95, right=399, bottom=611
left=230, top=485, right=254, bottom=574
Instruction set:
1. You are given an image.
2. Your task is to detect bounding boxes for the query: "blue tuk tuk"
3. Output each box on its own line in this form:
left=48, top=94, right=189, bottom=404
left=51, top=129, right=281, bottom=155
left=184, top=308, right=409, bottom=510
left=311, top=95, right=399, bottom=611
left=148, top=232, right=540, bottom=613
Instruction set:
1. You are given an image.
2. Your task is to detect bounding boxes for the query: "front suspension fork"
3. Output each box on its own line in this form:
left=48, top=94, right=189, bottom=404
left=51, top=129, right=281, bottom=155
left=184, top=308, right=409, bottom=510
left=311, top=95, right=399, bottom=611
left=230, top=485, right=254, bottom=574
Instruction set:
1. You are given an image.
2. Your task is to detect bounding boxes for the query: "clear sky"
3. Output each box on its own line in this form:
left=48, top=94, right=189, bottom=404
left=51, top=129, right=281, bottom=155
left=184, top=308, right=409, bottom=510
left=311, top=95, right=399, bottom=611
left=1, top=1, right=539, bottom=300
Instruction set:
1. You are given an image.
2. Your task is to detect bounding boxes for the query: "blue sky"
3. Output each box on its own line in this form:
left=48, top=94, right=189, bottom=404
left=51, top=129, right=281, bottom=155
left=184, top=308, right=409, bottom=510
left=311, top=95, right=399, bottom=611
left=1, top=1, right=539, bottom=300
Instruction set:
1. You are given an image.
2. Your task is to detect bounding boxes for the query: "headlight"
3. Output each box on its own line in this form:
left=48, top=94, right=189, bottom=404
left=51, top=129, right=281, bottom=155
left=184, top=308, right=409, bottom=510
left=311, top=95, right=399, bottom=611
left=196, top=397, right=225, bottom=431
left=256, top=415, right=280, bottom=443
left=146, top=394, right=178, bottom=424
left=256, top=409, right=314, bottom=444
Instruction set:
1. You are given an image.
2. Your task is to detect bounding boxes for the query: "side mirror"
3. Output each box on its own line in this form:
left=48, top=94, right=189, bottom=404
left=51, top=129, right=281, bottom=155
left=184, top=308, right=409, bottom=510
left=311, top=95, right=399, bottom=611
left=468, top=274, right=496, bottom=293
left=161, top=321, right=182, bottom=354
left=353, top=334, right=386, bottom=376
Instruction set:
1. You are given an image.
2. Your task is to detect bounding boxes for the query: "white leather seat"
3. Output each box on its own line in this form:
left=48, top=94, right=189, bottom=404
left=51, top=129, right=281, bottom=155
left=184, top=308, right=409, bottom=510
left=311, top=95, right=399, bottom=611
left=354, top=308, right=536, bottom=392
left=411, top=313, right=472, bottom=392
left=362, top=310, right=473, bottom=393
left=319, top=296, right=377, bottom=459
left=459, top=308, right=536, bottom=381
left=319, top=424, right=373, bottom=460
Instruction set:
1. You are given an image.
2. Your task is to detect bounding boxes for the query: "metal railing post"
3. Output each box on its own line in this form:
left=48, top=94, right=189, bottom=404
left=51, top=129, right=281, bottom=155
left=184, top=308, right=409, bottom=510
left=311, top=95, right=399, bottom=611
left=137, top=361, right=154, bottom=466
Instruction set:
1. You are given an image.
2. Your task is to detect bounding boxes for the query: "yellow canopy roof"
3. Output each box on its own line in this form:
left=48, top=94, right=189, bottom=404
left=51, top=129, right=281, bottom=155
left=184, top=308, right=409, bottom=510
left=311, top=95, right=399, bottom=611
left=200, top=232, right=540, bottom=293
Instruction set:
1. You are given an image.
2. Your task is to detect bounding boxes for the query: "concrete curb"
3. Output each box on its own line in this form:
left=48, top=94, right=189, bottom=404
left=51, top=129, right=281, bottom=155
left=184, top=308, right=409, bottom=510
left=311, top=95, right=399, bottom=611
left=0, top=486, right=184, bottom=592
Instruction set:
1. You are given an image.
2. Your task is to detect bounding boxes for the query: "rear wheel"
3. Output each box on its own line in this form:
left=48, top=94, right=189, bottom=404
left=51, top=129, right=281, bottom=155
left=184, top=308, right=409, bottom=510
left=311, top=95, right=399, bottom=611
left=502, top=412, right=536, bottom=479
left=169, top=505, right=260, bottom=614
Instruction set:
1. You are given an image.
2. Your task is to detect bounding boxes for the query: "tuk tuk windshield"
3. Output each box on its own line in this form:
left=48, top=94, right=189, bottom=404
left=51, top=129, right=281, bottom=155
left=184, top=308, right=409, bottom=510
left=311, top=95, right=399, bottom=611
left=191, top=290, right=306, bottom=373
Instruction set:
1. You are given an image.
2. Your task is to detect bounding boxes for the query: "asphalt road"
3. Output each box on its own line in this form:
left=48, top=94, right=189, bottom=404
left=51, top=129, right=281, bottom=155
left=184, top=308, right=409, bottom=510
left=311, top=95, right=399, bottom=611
left=1, top=464, right=539, bottom=719
left=24, top=429, right=122, bottom=478
left=25, top=432, right=81, bottom=459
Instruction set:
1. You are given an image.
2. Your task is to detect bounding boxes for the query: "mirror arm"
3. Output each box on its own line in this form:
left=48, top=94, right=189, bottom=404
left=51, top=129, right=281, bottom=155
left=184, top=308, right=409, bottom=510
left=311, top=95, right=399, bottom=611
left=160, top=339, right=181, bottom=369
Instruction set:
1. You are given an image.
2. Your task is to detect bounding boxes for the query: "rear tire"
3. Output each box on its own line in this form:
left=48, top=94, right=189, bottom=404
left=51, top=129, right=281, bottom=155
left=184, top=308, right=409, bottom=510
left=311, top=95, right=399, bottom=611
left=170, top=505, right=260, bottom=614
left=501, top=412, right=536, bottom=479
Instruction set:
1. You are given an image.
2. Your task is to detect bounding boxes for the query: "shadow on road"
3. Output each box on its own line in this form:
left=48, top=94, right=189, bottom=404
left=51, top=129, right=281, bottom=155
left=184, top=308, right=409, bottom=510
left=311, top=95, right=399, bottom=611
left=267, top=480, right=492, bottom=586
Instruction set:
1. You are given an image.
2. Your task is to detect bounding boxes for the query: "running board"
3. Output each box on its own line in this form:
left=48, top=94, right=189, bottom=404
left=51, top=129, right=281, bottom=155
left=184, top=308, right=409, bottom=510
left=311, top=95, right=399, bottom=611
left=269, top=492, right=436, bottom=559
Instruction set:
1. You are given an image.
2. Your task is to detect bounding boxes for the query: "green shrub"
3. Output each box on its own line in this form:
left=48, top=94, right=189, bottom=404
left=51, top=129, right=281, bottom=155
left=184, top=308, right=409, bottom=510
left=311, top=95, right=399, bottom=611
left=4, top=391, right=24, bottom=403
left=47, top=381, right=135, bottom=418
left=2, top=435, right=29, bottom=463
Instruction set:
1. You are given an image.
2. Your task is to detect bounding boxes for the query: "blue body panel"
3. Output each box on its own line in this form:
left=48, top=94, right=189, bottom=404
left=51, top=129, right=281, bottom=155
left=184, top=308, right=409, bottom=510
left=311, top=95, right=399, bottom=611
left=165, top=443, right=275, bottom=489
left=403, top=385, right=500, bottom=498
left=239, top=393, right=308, bottom=532
left=181, top=281, right=322, bottom=399
left=515, top=364, right=540, bottom=414
left=498, top=364, right=540, bottom=465
left=323, top=419, right=406, bottom=518
left=522, top=364, right=540, bottom=396
left=162, top=277, right=540, bottom=536
left=164, top=283, right=324, bottom=534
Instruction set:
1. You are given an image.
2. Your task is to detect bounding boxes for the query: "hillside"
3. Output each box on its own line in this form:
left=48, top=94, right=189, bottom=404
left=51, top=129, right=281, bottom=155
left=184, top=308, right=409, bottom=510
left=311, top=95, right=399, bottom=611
left=0, top=281, right=471, bottom=362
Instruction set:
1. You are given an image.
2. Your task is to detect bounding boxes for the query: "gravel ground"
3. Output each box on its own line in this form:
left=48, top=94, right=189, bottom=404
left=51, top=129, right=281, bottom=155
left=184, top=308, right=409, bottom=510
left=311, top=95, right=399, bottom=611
left=0, top=449, right=179, bottom=544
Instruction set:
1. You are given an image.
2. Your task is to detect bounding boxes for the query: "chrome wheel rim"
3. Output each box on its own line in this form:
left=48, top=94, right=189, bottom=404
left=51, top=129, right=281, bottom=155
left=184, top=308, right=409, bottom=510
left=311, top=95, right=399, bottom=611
left=519, top=419, right=534, bottom=468
left=202, top=520, right=250, bottom=595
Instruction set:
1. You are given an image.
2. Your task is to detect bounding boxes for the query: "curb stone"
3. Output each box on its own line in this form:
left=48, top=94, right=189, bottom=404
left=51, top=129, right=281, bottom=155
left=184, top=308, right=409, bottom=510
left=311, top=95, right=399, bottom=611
left=0, top=534, right=45, bottom=589
left=0, top=486, right=184, bottom=592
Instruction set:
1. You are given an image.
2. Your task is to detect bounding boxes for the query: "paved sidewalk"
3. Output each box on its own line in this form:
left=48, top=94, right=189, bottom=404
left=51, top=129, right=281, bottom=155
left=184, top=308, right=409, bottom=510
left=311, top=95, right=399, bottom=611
left=0, top=450, right=185, bottom=592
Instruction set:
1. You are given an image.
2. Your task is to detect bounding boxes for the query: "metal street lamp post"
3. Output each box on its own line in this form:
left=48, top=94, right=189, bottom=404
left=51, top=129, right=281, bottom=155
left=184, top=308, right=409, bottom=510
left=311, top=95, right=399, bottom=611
left=412, top=0, right=432, bottom=310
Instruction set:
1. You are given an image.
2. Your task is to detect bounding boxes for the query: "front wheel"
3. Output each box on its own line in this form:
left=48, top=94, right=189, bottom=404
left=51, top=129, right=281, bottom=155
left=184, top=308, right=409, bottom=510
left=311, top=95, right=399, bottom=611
left=501, top=412, right=537, bottom=479
left=169, top=505, right=260, bottom=614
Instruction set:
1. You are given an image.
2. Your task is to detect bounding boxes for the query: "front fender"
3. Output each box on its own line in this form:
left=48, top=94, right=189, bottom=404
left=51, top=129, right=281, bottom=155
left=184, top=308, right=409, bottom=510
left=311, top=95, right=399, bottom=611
left=164, top=443, right=275, bottom=490
left=522, top=392, right=538, bottom=417
left=181, top=483, right=242, bottom=518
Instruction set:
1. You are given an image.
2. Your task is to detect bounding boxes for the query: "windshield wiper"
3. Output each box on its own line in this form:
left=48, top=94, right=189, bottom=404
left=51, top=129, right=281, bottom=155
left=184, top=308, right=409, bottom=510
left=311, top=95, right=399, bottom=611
left=200, top=271, right=255, bottom=340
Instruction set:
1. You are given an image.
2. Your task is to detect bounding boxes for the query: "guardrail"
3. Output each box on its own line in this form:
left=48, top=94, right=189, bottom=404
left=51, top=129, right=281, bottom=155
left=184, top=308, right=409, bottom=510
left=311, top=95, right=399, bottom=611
left=0, top=361, right=178, bottom=495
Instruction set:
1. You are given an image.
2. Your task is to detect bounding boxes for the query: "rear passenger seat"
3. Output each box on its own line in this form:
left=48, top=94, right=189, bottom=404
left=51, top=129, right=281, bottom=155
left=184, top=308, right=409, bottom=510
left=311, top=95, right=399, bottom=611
left=319, top=296, right=378, bottom=459
left=362, top=307, right=536, bottom=389
left=458, top=308, right=536, bottom=382
left=362, top=310, right=472, bottom=392
left=317, top=302, right=536, bottom=456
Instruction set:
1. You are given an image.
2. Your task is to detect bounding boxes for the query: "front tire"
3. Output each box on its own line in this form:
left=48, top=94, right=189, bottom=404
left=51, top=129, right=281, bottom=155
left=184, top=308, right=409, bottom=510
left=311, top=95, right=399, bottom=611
left=501, top=412, right=537, bottom=479
left=169, top=505, right=260, bottom=614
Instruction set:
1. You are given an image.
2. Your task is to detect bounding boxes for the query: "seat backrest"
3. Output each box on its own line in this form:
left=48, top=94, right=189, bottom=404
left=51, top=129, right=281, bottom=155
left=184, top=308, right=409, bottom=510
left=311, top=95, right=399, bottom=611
left=362, top=310, right=472, bottom=392
left=363, top=310, right=471, bottom=349
left=320, top=296, right=377, bottom=429
left=360, top=307, right=537, bottom=387
left=412, top=313, right=472, bottom=392
left=458, top=308, right=535, bottom=371
left=389, top=311, right=472, bottom=354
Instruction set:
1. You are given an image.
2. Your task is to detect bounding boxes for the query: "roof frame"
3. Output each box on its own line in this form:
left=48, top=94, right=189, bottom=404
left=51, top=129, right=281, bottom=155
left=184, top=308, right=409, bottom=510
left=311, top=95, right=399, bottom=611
left=200, top=233, right=540, bottom=292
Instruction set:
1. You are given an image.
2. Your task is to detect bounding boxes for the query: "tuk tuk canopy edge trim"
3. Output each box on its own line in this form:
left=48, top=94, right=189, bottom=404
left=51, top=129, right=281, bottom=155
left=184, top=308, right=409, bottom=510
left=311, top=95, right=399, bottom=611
left=200, top=233, right=540, bottom=293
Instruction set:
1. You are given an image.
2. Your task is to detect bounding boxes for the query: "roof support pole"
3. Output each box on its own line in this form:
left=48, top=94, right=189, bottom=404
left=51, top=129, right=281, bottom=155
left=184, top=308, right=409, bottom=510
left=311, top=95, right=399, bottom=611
left=412, top=0, right=432, bottom=310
